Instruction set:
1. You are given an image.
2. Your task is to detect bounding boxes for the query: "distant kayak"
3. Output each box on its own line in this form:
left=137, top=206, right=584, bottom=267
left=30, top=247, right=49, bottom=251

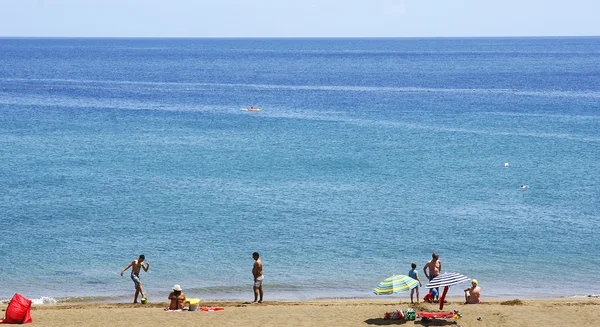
left=241, top=107, right=262, bottom=112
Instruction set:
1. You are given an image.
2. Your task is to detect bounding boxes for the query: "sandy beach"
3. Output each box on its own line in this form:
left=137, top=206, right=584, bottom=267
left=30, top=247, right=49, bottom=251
left=4, top=298, right=599, bottom=327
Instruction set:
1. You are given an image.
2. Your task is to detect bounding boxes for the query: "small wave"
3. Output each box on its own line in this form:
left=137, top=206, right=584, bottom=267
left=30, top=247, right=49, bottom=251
left=185, top=283, right=304, bottom=295
left=572, top=294, right=600, bottom=299
left=0, top=295, right=127, bottom=305
left=84, top=280, right=109, bottom=285
left=359, top=119, right=600, bottom=143
left=52, top=270, right=82, bottom=276
left=31, top=297, right=58, bottom=305
left=0, top=297, right=57, bottom=305
left=59, top=295, right=122, bottom=303
left=2, top=77, right=600, bottom=98
left=486, top=111, right=600, bottom=121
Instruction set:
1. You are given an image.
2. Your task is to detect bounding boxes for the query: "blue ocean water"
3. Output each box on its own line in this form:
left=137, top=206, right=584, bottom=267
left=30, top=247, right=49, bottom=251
left=1, top=37, right=599, bottom=303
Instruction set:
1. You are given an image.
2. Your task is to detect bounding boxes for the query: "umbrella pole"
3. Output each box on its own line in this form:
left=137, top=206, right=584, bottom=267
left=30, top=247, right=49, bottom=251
left=439, top=286, right=449, bottom=310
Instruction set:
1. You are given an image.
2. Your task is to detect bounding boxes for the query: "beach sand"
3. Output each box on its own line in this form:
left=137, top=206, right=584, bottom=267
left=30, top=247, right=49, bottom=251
left=4, top=298, right=599, bottom=327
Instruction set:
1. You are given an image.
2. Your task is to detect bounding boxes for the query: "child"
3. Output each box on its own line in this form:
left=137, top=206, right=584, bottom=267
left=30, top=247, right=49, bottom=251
left=423, top=288, right=438, bottom=303
left=408, top=262, right=423, bottom=303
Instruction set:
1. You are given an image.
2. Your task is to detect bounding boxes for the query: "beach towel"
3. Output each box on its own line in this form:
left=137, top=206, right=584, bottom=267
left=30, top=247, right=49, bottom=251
left=200, top=306, right=224, bottom=312
left=417, top=312, right=455, bottom=319
left=1, top=293, right=32, bottom=324
left=417, top=310, right=461, bottom=322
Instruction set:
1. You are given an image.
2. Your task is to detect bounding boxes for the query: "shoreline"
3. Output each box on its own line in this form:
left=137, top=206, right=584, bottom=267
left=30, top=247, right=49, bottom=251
left=9, top=291, right=600, bottom=306
left=26, top=297, right=600, bottom=308
left=6, top=298, right=600, bottom=327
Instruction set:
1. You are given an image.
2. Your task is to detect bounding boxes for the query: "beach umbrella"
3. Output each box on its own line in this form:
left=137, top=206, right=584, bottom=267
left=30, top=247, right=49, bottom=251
left=425, top=272, right=470, bottom=310
left=374, top=274, right=419, bottom=296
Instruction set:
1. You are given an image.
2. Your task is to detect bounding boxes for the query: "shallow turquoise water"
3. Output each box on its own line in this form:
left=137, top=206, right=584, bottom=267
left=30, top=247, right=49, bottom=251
left=0, top=37, right=599, bottom=302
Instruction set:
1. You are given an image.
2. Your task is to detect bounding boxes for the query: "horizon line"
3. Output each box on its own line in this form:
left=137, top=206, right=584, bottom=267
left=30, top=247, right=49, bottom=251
left=1, top=35, right=599, bottom=39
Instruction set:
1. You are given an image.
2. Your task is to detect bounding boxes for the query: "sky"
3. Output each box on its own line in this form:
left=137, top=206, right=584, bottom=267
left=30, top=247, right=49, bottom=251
left=1, top=0, right=599, bottom=38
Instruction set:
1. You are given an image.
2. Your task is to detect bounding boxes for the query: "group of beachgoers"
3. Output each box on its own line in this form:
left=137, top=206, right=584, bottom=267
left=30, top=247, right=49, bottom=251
left=408, top=252, right=481, bottom=305
left=120, top=252, right=264, bottom=309
left=120, top=252, right=479, bottom=308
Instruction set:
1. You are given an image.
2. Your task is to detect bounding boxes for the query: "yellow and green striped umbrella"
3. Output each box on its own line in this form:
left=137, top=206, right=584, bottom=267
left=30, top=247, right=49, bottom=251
left=374, top=274, right=419, bottom=295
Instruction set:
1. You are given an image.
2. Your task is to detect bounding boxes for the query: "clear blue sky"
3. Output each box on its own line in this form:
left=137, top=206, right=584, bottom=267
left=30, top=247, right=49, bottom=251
left=1, top=0, right=599, bottom=37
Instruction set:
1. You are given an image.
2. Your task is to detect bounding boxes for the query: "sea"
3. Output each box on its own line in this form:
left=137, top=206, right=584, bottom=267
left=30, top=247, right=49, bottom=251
left=1, top=37, right=599, bottom=304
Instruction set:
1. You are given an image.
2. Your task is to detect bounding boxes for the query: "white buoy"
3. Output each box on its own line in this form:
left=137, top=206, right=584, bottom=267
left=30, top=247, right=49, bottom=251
left=504, top=162, right=509, bottom=168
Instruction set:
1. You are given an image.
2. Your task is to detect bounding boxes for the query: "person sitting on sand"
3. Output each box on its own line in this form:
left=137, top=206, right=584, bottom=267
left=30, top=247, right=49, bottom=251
left=464, top=279, right=481, bottom=304
left=424, top=288, right=438, bottom=303
left=168, top=284, right=186, bottom=310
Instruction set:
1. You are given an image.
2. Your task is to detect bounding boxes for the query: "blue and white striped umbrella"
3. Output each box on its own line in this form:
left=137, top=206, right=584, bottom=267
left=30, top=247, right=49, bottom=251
left=425, top=272, right=470, bottom=288
left=425, top=272, right=470, bottom=310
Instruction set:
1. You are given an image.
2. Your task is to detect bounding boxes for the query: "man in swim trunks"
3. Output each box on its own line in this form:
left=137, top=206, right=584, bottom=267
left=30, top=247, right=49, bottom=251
left=423, top=252, right=442, bottom=300
left=252, top=252, right=264, bottom=303
left=121, top=254, right=150, bottom=303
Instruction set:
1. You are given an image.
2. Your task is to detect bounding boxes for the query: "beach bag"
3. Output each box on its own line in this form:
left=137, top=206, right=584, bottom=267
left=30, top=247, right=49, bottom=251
left=1, top=293, right=32, bottom=324
left=391, top=309, right=404, bottom=320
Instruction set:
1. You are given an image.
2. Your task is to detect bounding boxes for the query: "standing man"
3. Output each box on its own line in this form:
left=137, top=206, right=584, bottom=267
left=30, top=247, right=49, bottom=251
left=423, top=252, right=442, bottom=300
left=252, top=252, right=264, bottom=304
left=121, top=254, right=150, bottom=303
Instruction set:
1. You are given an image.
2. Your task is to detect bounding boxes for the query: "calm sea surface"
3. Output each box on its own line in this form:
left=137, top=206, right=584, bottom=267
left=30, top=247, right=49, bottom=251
left=1, top=37, right=599, bottom=303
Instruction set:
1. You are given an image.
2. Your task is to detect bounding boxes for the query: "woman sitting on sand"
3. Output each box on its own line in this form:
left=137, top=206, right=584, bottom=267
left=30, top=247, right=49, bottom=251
left=464, top=279, right=481, bottom=304
left=168, top=284, right=186, bottom=310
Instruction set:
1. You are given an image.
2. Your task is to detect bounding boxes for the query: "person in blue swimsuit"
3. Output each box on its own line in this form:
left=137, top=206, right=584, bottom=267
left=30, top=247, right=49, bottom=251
left=408, top=262, right=423, bottom=303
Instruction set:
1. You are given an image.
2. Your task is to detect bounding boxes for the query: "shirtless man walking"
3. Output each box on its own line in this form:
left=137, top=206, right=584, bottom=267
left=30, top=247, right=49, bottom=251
left=121, top=254, right=150, bottom=303
left=252, top=252, right=264, bottom=303
left=423, top=252, right=442, bottom=300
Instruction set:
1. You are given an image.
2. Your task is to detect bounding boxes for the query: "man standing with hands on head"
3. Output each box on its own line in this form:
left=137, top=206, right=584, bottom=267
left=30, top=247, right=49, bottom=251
left=121, top=254, right=150, bottom=304
left=423, top=252, right=442, bottom=300
left=252, top=252, right=264, bottom=304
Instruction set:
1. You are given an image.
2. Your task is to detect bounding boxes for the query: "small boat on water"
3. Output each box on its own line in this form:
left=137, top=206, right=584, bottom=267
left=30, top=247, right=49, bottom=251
left=241, top=107, right=262, bottom=112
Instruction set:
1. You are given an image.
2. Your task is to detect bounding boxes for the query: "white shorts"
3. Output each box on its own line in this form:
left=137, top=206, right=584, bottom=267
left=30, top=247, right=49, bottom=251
left=254, top=275, right=264, bottom=287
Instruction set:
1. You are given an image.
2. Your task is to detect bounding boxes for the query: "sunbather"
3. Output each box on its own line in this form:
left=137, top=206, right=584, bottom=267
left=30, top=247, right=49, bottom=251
left=168, top=284, right=186, bottom=310
left=464, top=279, right=481, bottom=304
